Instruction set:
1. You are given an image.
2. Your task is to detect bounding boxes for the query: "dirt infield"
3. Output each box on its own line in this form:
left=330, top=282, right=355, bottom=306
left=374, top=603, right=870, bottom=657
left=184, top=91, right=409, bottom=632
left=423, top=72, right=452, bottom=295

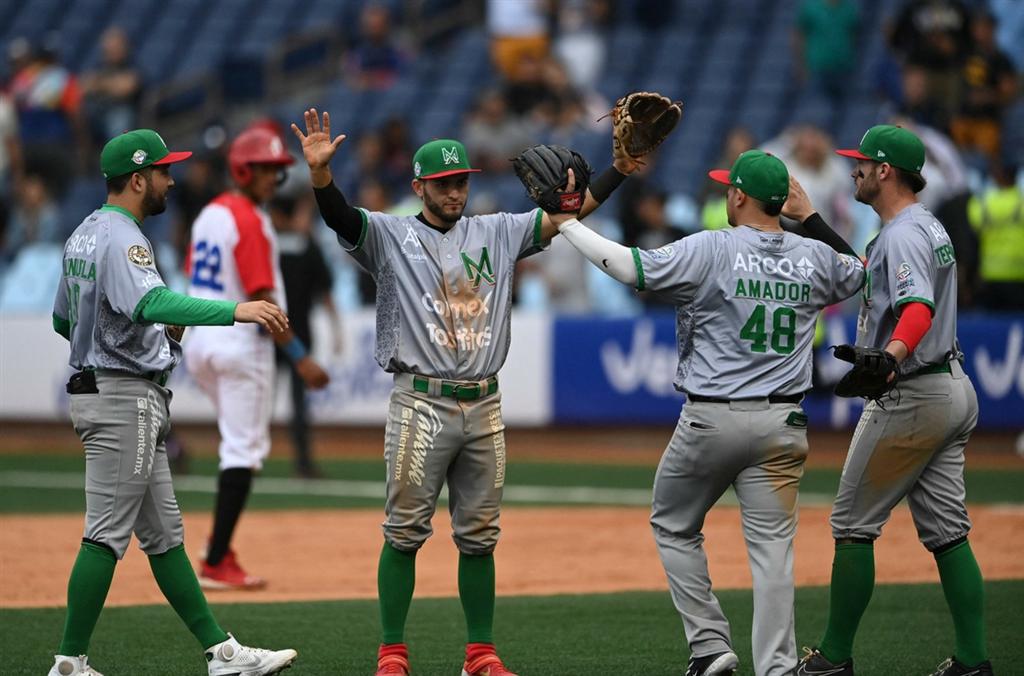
left=3, top=504, right=1021, bottom=609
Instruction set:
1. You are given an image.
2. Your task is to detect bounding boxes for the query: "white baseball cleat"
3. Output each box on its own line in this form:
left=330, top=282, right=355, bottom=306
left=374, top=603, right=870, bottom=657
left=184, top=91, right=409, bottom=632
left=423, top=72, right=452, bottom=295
left=47, top=654, right=104, bottom=675
left=206, top=633, right=298, bottom=676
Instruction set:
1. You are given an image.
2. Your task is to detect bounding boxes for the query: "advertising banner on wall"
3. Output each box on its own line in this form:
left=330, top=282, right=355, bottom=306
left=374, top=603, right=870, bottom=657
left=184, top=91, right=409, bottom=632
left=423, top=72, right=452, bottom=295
left=552, top=313, right=1024, bottom=430
left=4, top=311, right=1020, bottom=430
left=0, top=311, right=552, bottom=426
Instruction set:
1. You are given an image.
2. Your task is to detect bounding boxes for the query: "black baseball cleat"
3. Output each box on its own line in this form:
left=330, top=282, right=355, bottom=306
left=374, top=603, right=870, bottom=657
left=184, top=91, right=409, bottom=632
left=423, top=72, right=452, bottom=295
left=685, top=650, right=739, bottom=676
left=928, top=656, right=994, bottom=676
left=795, top=648, right=854, bottom=675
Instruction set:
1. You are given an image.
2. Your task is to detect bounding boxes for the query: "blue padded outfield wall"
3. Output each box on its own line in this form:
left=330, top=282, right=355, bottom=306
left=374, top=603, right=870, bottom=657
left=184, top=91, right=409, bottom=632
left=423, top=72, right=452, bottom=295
left=552, top=313, right=1024, bottom=430
left=1, top=312, right=1019, bottom=430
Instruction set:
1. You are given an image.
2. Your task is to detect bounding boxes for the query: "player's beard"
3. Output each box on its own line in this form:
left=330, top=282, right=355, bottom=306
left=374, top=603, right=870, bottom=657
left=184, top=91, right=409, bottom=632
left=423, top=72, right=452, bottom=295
left=854, top=169, right=880, bottom=205
left=142, top=182, right=168, bottom=216
left=422, top=189, right=464, bottom=224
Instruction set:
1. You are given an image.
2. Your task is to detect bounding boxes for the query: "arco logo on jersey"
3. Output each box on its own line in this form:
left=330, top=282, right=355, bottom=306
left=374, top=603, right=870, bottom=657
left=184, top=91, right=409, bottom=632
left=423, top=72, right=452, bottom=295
left=65, top=232, right=96, bottom=256
left=733, top=253, right=816, bottom=279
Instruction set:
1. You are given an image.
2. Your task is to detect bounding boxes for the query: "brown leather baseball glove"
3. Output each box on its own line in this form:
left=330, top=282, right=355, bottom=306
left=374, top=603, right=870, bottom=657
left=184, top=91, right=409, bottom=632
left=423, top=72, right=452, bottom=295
left=611, top=91, right=683, bottom=161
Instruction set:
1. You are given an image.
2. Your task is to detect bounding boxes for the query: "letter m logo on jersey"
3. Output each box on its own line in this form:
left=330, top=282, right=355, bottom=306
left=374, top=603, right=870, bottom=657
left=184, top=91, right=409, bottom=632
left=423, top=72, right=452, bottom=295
left=461, top=247, right=495, bottom=288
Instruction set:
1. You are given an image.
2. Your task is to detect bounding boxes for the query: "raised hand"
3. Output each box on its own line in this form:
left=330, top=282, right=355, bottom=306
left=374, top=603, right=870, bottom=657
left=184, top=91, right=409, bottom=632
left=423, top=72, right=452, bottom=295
left=782, top=175, right=816, bottom=223
left=290, top=108, right=346, bottom=177
left=234, top=300, right=289, bottom=334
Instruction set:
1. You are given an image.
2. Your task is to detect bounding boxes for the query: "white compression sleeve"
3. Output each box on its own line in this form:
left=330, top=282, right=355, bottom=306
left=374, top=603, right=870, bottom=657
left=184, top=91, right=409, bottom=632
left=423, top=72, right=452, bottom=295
left=557, top=218, right=638, bottom=286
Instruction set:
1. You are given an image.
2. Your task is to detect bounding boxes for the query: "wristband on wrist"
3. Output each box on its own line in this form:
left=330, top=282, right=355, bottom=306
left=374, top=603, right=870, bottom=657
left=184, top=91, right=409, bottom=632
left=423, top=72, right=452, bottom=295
left=589, top=165, right=628, bottom=203
left=282, top=336, right=308, bottom=363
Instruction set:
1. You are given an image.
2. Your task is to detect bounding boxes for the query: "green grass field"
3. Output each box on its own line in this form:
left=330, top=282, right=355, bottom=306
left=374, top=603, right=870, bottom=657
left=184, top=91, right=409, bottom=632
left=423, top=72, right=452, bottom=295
left=3, top=450, right=1022, bottom=675
left=5, top=583, right=1023, bottom=675
left=0, top=454, right=1021, bottom=513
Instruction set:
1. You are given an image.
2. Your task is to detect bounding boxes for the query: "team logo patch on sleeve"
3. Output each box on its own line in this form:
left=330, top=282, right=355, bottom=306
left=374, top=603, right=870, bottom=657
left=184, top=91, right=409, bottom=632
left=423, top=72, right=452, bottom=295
left=895, top=262, right=913, bottom=281
left=128, top=245, right=154, bottom=267
left=837, top=254, right=859, bottom=269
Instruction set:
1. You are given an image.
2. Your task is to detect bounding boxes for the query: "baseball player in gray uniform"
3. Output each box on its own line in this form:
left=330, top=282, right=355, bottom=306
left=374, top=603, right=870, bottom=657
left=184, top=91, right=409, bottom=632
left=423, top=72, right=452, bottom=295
left=796, top=126, right=989, bottom=676
left=556, top=150, right=866, bottom=676
left=291, top=109, right=638, bottom=676
left=49, top=129, right=298, bottom=676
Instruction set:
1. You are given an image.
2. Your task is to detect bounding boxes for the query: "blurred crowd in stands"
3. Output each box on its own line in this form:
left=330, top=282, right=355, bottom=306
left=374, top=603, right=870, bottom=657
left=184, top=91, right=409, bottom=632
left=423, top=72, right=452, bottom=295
left=1, top=0, right=1021, bottom=316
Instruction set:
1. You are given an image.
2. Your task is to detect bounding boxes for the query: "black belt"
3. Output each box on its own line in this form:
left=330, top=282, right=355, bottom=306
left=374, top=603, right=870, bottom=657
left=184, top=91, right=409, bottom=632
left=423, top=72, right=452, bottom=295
left=94, top=368, right=170, bottom=387
left=687, top=393, right=803, bottom=404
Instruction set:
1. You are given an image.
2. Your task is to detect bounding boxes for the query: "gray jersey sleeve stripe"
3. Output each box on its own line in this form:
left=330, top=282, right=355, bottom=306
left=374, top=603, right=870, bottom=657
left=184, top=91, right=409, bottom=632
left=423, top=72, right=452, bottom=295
left=531, top=209, right=543, bottom=247
left=895, top=295, right=936, bottom=313
left=631, top=247, right=646, bottom=291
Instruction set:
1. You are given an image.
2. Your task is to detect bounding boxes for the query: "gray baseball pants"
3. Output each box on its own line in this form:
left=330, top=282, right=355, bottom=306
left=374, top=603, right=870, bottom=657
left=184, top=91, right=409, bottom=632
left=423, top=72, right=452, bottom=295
left=831, top=361, right=979, bottom=550
left=382, top=374, right=507, bottom=554
left=69, top=371, right=183, bottom=558
left=651, top=399, right=808, bottom=676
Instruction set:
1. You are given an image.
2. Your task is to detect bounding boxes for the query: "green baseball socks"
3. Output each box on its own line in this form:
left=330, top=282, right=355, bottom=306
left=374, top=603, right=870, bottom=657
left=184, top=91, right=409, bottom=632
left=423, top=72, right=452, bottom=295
left=378, top=542, right=497, bottom=645
left=59, top=541, right=229, bottom=656
left=818, top=540, right=988, bottom=667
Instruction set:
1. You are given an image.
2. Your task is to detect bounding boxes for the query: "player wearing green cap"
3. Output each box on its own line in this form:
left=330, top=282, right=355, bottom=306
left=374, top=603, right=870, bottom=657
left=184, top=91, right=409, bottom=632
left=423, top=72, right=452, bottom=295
left=796, top=125, right=990, bottom=676
left=48, top=129, right=298, bottom=676
left=553, top=149, right=865, bottom=676
left=292, top=108, right=640, bottom=676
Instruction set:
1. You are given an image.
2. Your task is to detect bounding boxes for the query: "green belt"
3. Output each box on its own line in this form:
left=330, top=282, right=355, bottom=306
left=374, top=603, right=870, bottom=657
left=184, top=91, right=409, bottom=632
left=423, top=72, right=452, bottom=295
left=412, top=375, right=498, bottom=401
left=906, top=362, right=952, bottom=378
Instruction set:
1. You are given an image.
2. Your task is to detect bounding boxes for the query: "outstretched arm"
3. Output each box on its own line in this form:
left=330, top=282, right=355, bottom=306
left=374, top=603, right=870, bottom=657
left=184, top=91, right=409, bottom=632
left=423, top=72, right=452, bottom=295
left=291, top=109, right=364, bottom=244
left=134, top=287, right=288, bottom=333
left=557, top=217, right=637, bottom=286
left=539, top=91, right=682, bottom=240
left=538, top=156, right=640, bottom=241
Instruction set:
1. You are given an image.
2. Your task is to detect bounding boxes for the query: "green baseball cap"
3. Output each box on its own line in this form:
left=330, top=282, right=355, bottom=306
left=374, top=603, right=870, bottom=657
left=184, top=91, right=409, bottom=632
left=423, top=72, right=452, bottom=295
left=708, top=149, right=789, bottom=204
left=100, top=129, right=192, bottom=179
left=412, top=139, right=480, bottom=180
left=836, top=124, right=925, bottom=173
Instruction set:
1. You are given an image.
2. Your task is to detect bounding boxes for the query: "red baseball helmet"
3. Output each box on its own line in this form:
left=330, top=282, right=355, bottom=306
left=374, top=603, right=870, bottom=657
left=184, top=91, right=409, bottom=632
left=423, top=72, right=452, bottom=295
left=228, top=127, right=294, bottom=186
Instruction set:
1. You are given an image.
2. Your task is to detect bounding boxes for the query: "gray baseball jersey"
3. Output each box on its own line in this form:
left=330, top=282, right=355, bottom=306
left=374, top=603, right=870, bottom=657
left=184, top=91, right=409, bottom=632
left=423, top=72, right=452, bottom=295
left=857, top=202, right=959, bottom=373
left=56, top=205, right=184, bottom=560
left=633, top=226, right=865, bottom=398
left=53, top=205, right=179, bottom=373
left=340, top=208, right=544, bottom=380
left=637, top=225, right=863, bottom=675
left=832, top=200, right=978, bottom=555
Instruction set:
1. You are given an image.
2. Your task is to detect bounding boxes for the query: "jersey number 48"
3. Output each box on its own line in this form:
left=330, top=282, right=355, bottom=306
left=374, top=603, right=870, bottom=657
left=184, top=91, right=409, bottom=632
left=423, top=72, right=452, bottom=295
left=740, top=304, right=797, bottom=354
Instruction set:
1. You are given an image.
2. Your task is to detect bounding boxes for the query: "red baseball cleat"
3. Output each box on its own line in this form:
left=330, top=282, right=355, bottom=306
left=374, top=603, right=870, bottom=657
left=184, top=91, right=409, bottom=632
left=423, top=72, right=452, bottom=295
left=199, top=550, right=267, bottom=590
left=376, top=643, right=410, bottom=675
left=461, top=644, right=517, bottom=676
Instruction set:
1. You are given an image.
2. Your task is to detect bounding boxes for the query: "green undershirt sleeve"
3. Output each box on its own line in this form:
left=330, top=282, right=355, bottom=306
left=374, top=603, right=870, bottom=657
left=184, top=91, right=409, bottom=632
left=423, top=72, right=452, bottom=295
left=133, top=287, right=237, bottom=326
left=52, top=314, right=71, bottom=340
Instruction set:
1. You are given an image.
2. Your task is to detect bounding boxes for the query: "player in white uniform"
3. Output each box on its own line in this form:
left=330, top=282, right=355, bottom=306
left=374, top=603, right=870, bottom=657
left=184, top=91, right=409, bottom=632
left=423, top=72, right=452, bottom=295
left=556, top=151, right=865, bottom=676
left=185, top=126, right=329, bottom=590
